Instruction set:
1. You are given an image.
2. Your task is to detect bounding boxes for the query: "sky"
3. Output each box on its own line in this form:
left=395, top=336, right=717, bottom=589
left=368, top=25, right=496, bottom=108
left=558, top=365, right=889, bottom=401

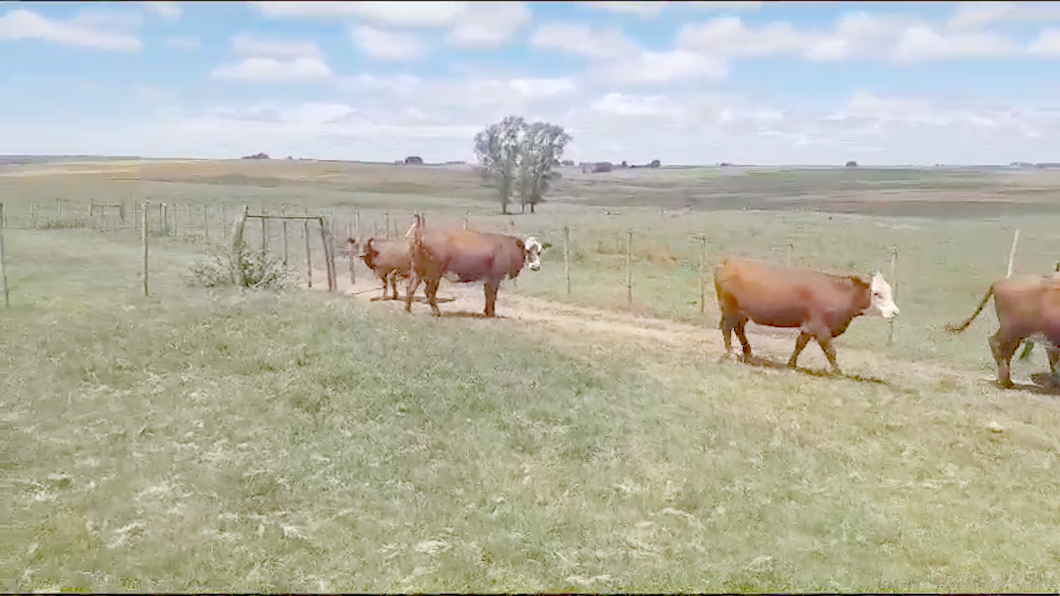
left=3, top=1, right=1060, bottom=165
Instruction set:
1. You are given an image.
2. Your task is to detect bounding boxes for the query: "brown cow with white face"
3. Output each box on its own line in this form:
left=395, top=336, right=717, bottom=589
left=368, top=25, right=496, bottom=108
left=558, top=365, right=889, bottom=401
left=945, top=273, right=1060, bottom=387
left=715, top=257, right=900, bottom=375
left=348, top=237, right=411, bottom=300
left=404, top=224, right=550, bottom=317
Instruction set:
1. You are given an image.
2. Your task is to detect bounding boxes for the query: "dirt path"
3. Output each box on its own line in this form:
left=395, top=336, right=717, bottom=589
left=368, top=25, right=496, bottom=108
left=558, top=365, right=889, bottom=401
left=302, top=264, right=1057, bottom=396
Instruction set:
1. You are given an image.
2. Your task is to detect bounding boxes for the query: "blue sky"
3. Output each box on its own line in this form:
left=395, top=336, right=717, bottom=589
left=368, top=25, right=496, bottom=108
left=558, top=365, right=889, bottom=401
left=3, top=1, right=1060, bottom=165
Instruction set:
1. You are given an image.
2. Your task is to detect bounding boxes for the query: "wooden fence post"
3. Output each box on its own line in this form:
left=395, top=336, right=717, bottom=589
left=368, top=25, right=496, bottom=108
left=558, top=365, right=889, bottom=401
left=346, top=218, right=356, bottom=285
left=318, top=216, right=336, bottom=292
left=304, top=219, right=313, bottom=289
left=564, top=226, right=571, bottom=297
left=786, top=243, right=793, bottom=266
left=0, top=203, right=8, bottom=308
left=260, top=205, right=267, bottom=259
left=202, top=203, right=209, bottom=243
left=698, top=235, right=707, bottom=314
left=89, top=199, right=96, bottom=229
left=888, top=247, right=898, bottom=345
left=221, top=205, right=228, bottom=240
left=30, top=202, right=36, bottom=228
left=141, top=202, right=149, bottom=297
left=281, top=207, right=289, bottom=267
left=384, top=213, right=390, bottom=239
left=161, top=203, right=168, bottom=235
left=1006, top=228, right=1020, bottom=278
left=231, top=205, right=250, bottom=287
left=354, top=210, right=360, bottom=240
left=626, top=230, right=633, bottom=308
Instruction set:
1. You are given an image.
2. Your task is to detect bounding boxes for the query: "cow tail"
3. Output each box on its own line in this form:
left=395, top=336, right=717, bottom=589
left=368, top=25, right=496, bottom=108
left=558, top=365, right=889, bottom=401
left=944, top=284, right=994, bottom=333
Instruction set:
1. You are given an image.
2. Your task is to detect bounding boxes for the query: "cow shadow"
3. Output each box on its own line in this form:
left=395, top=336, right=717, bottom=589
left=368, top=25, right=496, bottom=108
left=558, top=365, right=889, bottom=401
left=439, top=311, right=506, bottom=319
left=732, top=355, right=891, bottom=387
left=1003, top=373, right=1060, bottom=396
left=371, top=296, right=456, bottom=304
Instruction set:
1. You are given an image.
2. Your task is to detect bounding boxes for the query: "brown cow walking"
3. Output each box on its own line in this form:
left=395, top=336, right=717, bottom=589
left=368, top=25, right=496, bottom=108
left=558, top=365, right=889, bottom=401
left=945, top=274, right=1060, bottom=387
left=348, top=237, right=411, bottom=300
left=404, top=222, right=549, bottom=317
left=714, top=257, right=900, bottom=375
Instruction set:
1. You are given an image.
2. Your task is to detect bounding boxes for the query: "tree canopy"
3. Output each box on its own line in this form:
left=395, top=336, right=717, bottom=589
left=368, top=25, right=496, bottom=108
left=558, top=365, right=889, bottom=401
left=473, top=116, right=572, bottom=214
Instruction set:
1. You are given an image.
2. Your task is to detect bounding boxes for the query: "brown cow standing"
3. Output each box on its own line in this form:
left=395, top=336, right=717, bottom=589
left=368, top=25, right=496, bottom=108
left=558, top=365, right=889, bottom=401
left=348, top=237, right=411, bottom=300
left=945, top=273, right=1060, bottom=387
left=714, top=257, right=900, bottom=374
left=404, top=224, right=549, bottom=317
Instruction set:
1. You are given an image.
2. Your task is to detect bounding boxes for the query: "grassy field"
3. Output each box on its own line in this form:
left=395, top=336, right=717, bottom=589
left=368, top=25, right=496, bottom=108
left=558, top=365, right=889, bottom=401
left=3, top=159, right=1060, bottom=592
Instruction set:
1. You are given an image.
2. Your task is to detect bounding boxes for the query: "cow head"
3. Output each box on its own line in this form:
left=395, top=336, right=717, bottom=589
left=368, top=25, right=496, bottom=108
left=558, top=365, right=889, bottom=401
left=523, top=236, right=551, bottom=271
left=862, top=271, right=900, bottom=319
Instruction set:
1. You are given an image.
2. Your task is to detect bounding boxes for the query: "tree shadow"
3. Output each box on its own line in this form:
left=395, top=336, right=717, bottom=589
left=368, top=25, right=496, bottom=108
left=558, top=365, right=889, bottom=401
left=730, top=355, right=891, bottom=386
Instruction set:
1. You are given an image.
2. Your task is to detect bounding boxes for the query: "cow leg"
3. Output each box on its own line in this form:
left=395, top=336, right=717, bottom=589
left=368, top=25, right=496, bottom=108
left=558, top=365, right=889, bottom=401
left=404, top=273, right=419, bottom=313
left=425, top=278, right=442, bottom=317
left=483, top=279, right=501, bottom=317
left=719, top=317, right=734, bottom=357
left=815, top=337, right=842, bottom=376
left=788, top=332, right=812, bottom=368
left=733, top=321, right=752, bottom=362
left=390, top=274, right=399, bottom=300
left=379, top=272, right=390, bottom=300
left=989, top=332, right=1019, bottom=387
left=1047, top=346, right=1059, bottom=378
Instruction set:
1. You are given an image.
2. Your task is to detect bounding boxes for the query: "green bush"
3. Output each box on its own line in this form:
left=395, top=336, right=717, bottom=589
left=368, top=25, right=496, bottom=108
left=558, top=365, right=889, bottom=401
left=187, top=241, right=289, bottom=289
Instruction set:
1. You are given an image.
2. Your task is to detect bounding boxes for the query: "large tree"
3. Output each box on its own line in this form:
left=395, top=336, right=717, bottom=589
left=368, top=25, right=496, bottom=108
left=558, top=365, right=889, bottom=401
left=474, top=115, right=571, bottom=215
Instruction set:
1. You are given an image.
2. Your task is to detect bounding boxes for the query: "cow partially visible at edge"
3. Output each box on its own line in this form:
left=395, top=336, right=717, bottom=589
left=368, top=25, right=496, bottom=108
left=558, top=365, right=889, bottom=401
left=714, top=257, right=900, bottom=375
left=404, top=217, right=551, bottom=317
left=945, top=273, right=1060, bottom=387
left=347, top=237, right=411, bottom=300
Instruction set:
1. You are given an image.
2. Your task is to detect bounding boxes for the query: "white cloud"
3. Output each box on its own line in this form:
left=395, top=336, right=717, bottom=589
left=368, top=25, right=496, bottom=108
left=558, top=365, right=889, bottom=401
left=675, top=13, right=1021, bottom=64
left=255, top=1, right=530, bottom=48
left=165, top=35, right=199, bottom=50
left=13, top=82, right=1060, bottom=165
left=586, top=1, right=762, bottom=17
left=255, top=1, right=467, bottom=26
left=946, top=2, right=1060, bottom=30
left=508, top=77, right=577, bottom=98
left=232, top=32, right=322, bottom=60
left=586, top=2, right=666, bottom=17
left=447, top=2, right=532, bottom=48
left=891, top=26, right=1018, bottom=62
left=605, top=50, right=727, bottom=83
left=677, top=16, right=821, bottom=58
left=530, top=22, right=638, bottom=59
left=1028, top=28, right=1060, bottom=54
left=143, top=1, right=181, bottom=19
left=0, top=8, right=141, bottom=50
left=211, top=57, right=333, bottom=82
left=350, top=26, right=423, bottom=61
left=70, top=7, right=143, bottom=31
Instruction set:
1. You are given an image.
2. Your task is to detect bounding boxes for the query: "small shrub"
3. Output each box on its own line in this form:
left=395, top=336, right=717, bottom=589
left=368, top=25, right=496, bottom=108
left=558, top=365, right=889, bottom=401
left=187, top=241, right=289, bottom=289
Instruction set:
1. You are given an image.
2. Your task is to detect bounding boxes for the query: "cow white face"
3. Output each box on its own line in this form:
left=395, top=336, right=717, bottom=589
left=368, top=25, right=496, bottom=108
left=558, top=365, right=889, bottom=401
left=863, top=271, right=900, bottom=319
left=524, top=236, right=551, bottom=271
